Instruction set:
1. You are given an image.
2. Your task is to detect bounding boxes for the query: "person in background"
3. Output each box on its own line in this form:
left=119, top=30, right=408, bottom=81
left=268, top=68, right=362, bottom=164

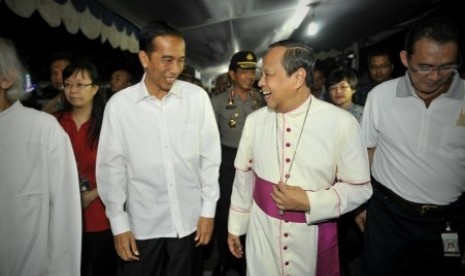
left=327, top=67, right=364, bottom=276
left=311, top=67, right=330, bottom=102
left=108, top=67, right=134, bottom=96
left=227, top=39, right=372, bottom=276
left=41, top=52, right=74, bottom=113
left=21, top=52, right=73, bottom=111
left=327, top=67, right=363, bottom=122
left=178, top=64, right=196, bottom=83
left=0, top=37, right=82, bottom=275
left=210, top=50, right=265, bottom=276
left=96, top=20, right=221, bottom=276
left=357, top=16, right=465, bottom=276
left=55, top=60, right=118, bottom=276
left=355, top=48, right=394, bottom=106
left=211, top=73, right=230, bottom=96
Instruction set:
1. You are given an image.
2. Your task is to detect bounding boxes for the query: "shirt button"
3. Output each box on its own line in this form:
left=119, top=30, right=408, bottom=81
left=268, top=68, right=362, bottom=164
left=285, top=261, right=289, bottom=266
left=285, top=174, right=290, bottom=179
left=284, top=233, right=288, bottom=237
left=286, top=127, right=291, bottom=132
left=285, top=158, right=291, bottom=163
left=283, top=246, right=288, bottom=250
left=285, top=142, right=291, bottom=147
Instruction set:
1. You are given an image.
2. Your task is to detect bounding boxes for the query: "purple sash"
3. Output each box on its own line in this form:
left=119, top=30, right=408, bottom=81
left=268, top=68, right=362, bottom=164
left=253, top=176, right=340, bottom=276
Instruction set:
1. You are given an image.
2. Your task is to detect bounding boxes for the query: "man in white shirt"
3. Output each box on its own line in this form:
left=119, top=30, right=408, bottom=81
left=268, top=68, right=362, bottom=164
left=0, top=37, right=82, bottom=276
left=357, top=16, right=465, bottom=276
left=96, top=20, right=221, bottom=276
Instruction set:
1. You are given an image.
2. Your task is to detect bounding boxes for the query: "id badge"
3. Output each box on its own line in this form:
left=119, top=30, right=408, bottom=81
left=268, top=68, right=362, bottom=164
left=441, top=231, right=460, bottom=257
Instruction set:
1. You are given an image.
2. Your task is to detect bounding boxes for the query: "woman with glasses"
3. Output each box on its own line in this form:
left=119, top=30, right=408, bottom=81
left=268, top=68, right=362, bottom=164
left=326, top=67, right=365, bottom=276
left=327, top=67, right=364, bottom=123
left=55, top=60, right=118, bottom=276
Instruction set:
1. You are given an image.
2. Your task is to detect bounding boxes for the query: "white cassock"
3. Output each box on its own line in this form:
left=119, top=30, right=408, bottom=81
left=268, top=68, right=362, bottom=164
left=228, top=96, right=372, bottom=276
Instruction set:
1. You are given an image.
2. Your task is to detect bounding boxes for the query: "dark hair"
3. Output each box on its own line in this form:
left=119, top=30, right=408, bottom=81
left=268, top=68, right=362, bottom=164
left=268, top=39, right=315, bottom=87
left=404, top=16, right=459, bottom=57
left=139, top=20, right=183, bottom=54
left=326, top=67, right=358, bottom=90
left=58, top=60, right=106, bottom=148
left=111, top=66, right=135, bottom=83
left=48, top=52, right=74, bottom=67
left=367, top=48, right=392, bottom=65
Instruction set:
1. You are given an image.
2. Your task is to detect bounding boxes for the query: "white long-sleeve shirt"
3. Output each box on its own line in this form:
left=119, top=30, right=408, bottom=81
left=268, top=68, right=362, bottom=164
left=97, top=78, right=221, bottom=239
left=0, top=102, right=82, bottom=276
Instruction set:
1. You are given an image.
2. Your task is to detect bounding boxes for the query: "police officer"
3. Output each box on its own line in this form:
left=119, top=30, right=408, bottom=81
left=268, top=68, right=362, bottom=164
left=210, top=51, right=265, bottom=276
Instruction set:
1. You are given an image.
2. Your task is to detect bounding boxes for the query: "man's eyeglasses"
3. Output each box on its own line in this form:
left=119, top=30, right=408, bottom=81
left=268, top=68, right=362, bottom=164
left=329, top=84, right=351, bottom=92
left=410, top=64, right=459, bottom=75
left=63, top=83, right=93, bottom=90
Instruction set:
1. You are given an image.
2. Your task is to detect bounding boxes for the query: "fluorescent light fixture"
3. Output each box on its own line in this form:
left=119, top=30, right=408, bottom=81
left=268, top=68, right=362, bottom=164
left=307, top=22, right=318, bottom=36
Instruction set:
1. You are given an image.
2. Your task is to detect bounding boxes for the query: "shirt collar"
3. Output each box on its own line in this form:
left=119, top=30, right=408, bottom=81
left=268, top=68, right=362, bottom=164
left=397, top=71, right=464, bottom=100
left=134, top=74, right=184, bottom=103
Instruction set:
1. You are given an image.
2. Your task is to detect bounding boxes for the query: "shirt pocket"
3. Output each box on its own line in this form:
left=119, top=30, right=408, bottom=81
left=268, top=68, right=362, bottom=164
left=173, top=124, right=198, bottom=160
left=439, top=126, right=465, bottom=160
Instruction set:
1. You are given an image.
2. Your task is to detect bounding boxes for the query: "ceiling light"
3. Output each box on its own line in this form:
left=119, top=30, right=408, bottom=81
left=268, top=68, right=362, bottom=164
left=306, top=2, right=320, bottom=36
left=307, top=22, right=319, bottom=36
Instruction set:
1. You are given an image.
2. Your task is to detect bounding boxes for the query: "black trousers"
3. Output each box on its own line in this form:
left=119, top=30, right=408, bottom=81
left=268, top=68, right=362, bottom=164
left=81, top=229, right=119, bottom=276
left=213, top=145, right=246, bottom=275
left=122, top=232, right=202, bottom=276
left=360, top=181, right=465, bottom=276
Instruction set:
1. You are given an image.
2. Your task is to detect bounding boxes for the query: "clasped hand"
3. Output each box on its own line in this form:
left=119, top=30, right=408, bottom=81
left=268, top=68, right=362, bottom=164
left=270, top=181, right=310, bottom=212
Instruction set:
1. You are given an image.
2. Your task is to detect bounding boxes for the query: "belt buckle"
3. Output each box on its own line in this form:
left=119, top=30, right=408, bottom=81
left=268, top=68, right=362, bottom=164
left=420, top=204, right=437, bottom=215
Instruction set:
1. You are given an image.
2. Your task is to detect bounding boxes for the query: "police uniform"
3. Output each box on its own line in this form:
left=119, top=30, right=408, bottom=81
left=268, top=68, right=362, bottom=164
left=209, top=51, right=265, bottom=276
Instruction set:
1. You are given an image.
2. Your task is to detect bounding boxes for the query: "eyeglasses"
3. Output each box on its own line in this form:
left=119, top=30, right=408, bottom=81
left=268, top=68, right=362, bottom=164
left=329, top=84, right=351, bottom=92
left=63, top=83, right=93, bottom=90
left=410, top=64, right=459, bottom=75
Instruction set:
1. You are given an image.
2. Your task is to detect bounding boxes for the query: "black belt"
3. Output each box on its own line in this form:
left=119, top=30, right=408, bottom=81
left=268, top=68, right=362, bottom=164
left=371, top=178, right=449, bottom=216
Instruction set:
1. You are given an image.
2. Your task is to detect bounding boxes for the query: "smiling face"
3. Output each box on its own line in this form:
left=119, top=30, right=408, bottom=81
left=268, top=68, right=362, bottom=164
left=258, top=46, right=309, bottom=113
left=259, top=47, right=293, bottom=112
left=139, top=35, right=185, bottom=97
left=230, top=68, right=256, bottom=92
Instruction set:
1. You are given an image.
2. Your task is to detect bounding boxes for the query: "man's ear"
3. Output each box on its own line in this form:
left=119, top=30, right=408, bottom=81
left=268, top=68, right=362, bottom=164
left=399, top=50, right=409, bottom=68
left=138, top=51, right=149, bottom=69
left=293, top=68, right=306, bottom=89
left=228, top=70, right=235, bottom=82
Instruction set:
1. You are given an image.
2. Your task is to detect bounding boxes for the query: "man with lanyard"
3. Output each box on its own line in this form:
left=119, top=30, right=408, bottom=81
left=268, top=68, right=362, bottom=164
left=210, top=50, right=265, bottom=276
left=357, top=16, right=465, bottom=276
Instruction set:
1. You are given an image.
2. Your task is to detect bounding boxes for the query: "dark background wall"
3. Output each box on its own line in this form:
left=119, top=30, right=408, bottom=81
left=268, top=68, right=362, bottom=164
left=0, top=1, right=142, bottom=86
left=1, top=0, right=463, bottom=88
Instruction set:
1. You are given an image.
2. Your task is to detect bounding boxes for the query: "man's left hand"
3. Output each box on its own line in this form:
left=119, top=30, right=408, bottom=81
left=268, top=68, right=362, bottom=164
left=271, top=181, right=310, bottom=212
left=195, top=217, right=214, bottom=247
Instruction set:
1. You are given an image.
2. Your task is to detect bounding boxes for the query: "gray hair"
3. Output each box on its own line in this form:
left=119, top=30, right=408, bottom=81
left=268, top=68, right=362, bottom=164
left=0, top=37, right=26, bottom=102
